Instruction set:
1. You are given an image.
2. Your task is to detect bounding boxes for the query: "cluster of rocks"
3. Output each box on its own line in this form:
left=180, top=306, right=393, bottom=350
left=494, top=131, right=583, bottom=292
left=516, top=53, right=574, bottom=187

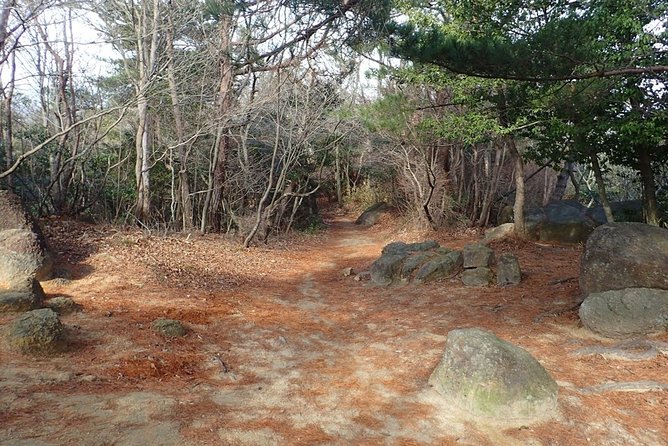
left=369, top=240, right=521, bottom=287
left=578, top=222, right=668, bottom=338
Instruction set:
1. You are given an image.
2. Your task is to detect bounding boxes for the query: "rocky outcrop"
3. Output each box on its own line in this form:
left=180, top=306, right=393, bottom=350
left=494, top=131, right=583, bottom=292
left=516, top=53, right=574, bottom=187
left=579, top=223, right=668, bottom=338
left=7, top=308, right=66, bottom=355
left=580, top=223, right=668, bottom=295
left=429, top=328, right=558, bottom=425
left=579, top=288, right=668, bottom=338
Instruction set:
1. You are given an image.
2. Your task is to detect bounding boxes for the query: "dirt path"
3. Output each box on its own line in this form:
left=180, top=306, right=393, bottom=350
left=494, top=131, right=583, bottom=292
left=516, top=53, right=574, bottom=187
left=1, top=216, right=667, bottom=445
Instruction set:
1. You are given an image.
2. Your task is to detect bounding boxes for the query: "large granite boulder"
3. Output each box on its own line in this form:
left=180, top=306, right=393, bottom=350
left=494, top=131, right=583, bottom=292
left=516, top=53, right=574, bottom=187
left=0, top=229, right=50, bottom=289
left=429, top=328, right=558, bottom=424
left=7, top=308, right=66, bottom=355
left=587, top=200, right=644, bottom=225
left=580, top=223, right=668, bottom=295
left=525, top=200, right=596, bottom=243
left=355, top=202, right=389, bottom=226
left=0, top=190, right=53, bottom=280
left=579, top=288, right=668, bottom=338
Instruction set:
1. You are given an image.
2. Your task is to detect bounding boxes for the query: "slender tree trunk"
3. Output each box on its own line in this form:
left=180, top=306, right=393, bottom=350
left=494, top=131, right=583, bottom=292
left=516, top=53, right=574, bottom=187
left=589, top=153, right=614, bottom=223
left=166, top=7, right=193, bottom=230
left=508, top=138, right=526, bottom=235
left=335, top=144, right=343, bottom=207
left=637, top=148, right=660, bottom=226
left=208, top=14, right=233, bottom=232
left=1, top=50, right=15, bottom=186
left=133, top=0, right=161, bottom=224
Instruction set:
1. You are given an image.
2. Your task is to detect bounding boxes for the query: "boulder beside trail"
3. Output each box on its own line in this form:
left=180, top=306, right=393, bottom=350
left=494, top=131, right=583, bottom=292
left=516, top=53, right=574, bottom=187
left=429, top=328, right=558, bottom=425
left=496, top=254, right=522, bottom=286
left=0, top=278, right=45, bottom=313
left=0, top=229, right=50, bottom=289
left=355, top=202, right=389, bottom=227
left=461, top=267, right=493, bottom=287
left=579, top=288, right=668, bottom=338
left=0, top=190, right=53, bottom=281
left=413, top=251, right=463, bottom=284
left=580, top=223, right=668, bottom=295
left=7, top=308, right=66, bottom=355
left=462, top=244, right=494, bottom=269
left=482, top=223, right=515, bottom=243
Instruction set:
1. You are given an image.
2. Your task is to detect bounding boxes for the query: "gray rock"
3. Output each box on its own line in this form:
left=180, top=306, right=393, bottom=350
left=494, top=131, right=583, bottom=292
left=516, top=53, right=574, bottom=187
left=381, top=240, right=440, bottom=256
left=497, top=253, right=522, bottom=286
left=461, top=267, right=492, bottom=287
left=0, top=290, right=42, bottom=313
left=0, top=190, right=53, bottom=280
left=463, top=244, right=495, bottom=268
left=429, top=328, right=558, bottom=424
left=524, top=200, right=596, bottom=243
left=580, top=223, right=668, bottom=295
left=370, top=253, right=407, bottom=286
left=483, top=223, right=515, bottom=243
left=579, top=288, right=668, bottom=338
left=355, top=202, right=389, bottom=226
left=8, top=308, right=66, bottom=354
left=587, top=200, right=644, bottom=225
left=153, top=319, right=187, bottom=337
left=45, top=296, right=82, bottom=315
left=400, top=252, right=438, bottom=281
left=0, top=229, right=50, bottom=289
left=0, top=278, right=45, bottom=313
left=414, top=251, right=463, bottom=284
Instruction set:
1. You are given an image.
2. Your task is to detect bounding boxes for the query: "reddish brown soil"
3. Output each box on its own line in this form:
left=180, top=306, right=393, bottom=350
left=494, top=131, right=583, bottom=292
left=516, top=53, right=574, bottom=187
left=1, top=212, right=667, bottom=445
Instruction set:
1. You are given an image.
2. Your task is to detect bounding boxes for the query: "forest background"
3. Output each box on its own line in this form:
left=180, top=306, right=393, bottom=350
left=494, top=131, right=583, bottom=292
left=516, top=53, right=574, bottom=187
left=0, top=0, right=666, bottom=246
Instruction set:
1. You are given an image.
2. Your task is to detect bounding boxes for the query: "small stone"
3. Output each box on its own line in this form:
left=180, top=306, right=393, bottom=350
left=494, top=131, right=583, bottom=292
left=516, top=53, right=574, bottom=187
left=8, top=308, right=66, bottom=355
left=354, top=271, right=371, bottom=282
left=461, top=267, right=493, bottom=287
left=341, top=267, right=354, bottom=277
left=45, top=296, right=82, bottom=315
left=153, top=318, right=187, bottom=337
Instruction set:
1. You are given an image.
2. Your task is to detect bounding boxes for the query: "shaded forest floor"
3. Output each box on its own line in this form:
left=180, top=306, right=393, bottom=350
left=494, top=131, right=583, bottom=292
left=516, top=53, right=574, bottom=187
left=1, top=209, right=667, bottom=445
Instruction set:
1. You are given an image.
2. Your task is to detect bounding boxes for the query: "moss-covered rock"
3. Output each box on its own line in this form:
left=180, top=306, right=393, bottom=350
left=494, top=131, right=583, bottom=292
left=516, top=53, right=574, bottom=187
left=153, top=319, right=186, bottom=337
left=8, top=308, right=66, bottom=355
left=429, top=328, right=558, bottom=425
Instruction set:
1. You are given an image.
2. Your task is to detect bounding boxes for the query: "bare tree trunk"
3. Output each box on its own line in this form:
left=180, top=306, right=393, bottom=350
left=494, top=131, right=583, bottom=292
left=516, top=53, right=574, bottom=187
left=208, top=14, right=234, bottom=232
left=133, top=0, right=161, bottom=224
left=590, top=153, right=614, bottom=223
left=637, top=148, right=660, bottom=226
left=166, top=6, right=193, bottom=230
left=508, top=138, right=526, bottom=236
left=335, top=143, right=343, bottom=207
left=1, top=50, right=15, bottom=186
